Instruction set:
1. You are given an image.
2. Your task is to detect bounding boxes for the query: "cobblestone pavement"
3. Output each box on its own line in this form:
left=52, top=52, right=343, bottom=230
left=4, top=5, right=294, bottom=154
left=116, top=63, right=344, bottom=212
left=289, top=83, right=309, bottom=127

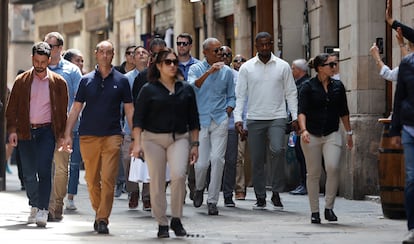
left=0, top=165, right=407, bottom=243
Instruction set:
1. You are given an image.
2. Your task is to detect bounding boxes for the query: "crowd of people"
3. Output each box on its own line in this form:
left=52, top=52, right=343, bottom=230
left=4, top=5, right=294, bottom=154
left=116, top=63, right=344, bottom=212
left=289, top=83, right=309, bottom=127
left=2, top=1, right=413, bottom=243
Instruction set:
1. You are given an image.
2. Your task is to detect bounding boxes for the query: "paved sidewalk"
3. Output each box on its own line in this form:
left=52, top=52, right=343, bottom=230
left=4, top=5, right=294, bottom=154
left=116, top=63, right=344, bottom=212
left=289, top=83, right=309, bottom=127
left=0, top=165, right=408, bottom=243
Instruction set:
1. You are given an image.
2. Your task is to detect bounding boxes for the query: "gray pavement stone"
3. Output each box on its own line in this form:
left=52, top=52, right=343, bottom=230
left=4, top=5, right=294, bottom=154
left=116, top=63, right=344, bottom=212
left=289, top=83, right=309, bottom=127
left=0, top=165, right=407, bottom=243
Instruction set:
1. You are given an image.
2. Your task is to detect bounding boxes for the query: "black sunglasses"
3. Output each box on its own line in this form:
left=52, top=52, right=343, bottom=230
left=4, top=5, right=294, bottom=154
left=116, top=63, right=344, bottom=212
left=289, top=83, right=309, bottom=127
left=321, top=62, right=338, bottom=68
left=176, top=42, right=190, bottom=47
left=233, top=58, right=246, bottom=63
left=213, top=47, right=223, bottom=53
left=126, top=51, right=134, bottom=56
left=222, top=53, right=232, bottom=58
left=163, top=59, right=179, bottom=66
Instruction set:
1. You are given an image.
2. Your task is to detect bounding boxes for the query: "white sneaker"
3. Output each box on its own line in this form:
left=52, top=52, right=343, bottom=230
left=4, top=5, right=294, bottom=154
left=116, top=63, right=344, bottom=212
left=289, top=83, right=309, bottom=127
left=36, top=209, right=48, bottom=227
left=28, top=207, right=38, bottom=223
left=403, top=229, right=414, bottom=244
left=65, top=199, right=77, bottom=210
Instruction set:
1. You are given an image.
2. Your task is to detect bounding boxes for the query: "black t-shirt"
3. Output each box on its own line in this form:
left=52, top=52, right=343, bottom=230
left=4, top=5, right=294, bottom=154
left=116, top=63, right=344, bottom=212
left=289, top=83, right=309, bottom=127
left=132, top=68, right=148, bottom=102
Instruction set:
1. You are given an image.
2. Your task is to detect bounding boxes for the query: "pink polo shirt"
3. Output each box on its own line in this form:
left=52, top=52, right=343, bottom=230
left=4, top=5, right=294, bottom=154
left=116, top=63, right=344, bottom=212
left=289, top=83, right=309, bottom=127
left=30, top=70, right=51, bottom=124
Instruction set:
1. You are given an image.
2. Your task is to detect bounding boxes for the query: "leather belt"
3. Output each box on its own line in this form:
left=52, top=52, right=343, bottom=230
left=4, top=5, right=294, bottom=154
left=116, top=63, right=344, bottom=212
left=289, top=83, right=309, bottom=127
left=30, top=122, right=52, bottom=129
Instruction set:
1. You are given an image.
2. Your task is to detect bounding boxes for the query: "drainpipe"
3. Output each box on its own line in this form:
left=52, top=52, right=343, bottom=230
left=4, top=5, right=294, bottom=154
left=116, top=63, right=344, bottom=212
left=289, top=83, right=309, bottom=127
left=277, top=0, right=283, bottom=58
left=304, top=0, right=310, bottom=60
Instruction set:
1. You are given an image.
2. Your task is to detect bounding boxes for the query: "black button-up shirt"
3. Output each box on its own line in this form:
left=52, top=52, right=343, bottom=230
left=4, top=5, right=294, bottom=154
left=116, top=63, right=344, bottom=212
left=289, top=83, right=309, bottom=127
left=298, top=76, right=349, bottom=136
left=133, top=80, right=200, bottom=134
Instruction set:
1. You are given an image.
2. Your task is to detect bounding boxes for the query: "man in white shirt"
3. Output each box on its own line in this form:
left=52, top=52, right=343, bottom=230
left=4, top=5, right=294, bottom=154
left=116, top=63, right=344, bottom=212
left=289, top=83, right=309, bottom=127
left=234, top=32, right=298, bottom=210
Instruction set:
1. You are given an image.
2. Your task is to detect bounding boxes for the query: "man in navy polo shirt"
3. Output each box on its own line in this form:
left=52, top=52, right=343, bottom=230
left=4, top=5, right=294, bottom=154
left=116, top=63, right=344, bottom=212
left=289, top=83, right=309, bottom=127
left=61, top=40, right=134, bottom=234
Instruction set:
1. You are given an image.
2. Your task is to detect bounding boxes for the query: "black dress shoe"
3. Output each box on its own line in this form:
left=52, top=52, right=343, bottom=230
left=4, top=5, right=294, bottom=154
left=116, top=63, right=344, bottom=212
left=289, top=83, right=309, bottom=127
left=170, top=218, right=187, bottom=236
left=193, top=190, right=204, bottom=208
left=97, top=221, right=109, bottom=234
left=311, top=212, right=321, bottom=224
left=158, top=225, right=170, bottom=238
left=324, top=208, right=338, bottom=221
left=93, top=220, right=98, bottom=231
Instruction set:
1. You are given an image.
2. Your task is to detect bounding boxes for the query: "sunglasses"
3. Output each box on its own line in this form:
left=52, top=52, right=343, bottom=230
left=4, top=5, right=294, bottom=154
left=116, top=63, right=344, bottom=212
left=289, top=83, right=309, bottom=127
left=176, top=42, right=190, bottom=47
left=233, top=58, right=246, bottom=63
left=213, top=47, right=223, bottom=53
left=321, top=62, right=338, bottom=68
left=222, top=53, right=232, bottom=58
left=163, top=59, right=179, bottom=66
left=126, top=51, right=134, bottom=56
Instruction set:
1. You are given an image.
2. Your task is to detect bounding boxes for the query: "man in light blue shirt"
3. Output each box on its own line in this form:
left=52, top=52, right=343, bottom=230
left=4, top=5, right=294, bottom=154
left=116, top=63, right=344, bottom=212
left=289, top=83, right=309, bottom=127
left=188, top=38, right=235, bottom=215
left=44, top=32, right=82, bottom=220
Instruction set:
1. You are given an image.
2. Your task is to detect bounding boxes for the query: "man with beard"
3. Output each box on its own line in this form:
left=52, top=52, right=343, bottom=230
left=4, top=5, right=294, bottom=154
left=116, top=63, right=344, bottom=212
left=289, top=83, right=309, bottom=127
left=233, top=32, right=298, bottom=210
left=6, top=42, right=68, bottom=227
left=176, top=33, right=199, bottom=81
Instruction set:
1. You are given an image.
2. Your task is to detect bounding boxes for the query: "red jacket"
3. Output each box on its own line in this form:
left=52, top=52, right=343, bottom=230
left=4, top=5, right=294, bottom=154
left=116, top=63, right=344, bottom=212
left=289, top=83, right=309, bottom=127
left=6, top=68, right=68, bottom=140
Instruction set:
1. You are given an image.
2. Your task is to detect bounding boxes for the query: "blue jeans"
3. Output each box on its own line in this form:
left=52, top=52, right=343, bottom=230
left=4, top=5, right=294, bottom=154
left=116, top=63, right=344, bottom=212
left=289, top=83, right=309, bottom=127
left=68, top=131, right=82, bottom=195
left=19, top=126, right=55, bottom=209
left=402, top=129, right=414, bottom=230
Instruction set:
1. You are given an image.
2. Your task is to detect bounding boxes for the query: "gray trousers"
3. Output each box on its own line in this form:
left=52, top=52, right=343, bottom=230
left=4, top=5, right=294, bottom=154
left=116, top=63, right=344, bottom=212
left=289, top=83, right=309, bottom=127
left=247, top=119, right=286, bottom=199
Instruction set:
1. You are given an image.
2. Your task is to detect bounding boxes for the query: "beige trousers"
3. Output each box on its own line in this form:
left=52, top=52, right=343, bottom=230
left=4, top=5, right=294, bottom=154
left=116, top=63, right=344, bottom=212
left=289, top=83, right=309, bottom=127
left=49, top=149, right=70, bottom=212
left=142, top=131, right=189, bottom=226
left=300, top=131, right=342, bottom=213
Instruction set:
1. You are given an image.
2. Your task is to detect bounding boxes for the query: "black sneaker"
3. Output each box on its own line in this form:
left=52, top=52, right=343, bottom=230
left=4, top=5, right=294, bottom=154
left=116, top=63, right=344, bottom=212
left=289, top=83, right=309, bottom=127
left=97, top=221, right=109, bottom=234
left=170, top=218, right=187, bottom=237
left=207, top=203, right=219, bottom=215
left=224, top=197, right=235, bottom=207
left=271, top=192, right=284, bottom=210
left=157, top=225, right=170, bottom=238
left=252, top=198, right=266, bottom=210
left=289, top=185, right=307, bottom=195
left=193, top=190, right=204, bottom=208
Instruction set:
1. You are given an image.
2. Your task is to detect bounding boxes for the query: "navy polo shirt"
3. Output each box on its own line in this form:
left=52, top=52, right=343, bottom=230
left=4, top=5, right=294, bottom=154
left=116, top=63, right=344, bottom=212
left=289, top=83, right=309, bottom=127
left=76, top=67, right=133, bottom=136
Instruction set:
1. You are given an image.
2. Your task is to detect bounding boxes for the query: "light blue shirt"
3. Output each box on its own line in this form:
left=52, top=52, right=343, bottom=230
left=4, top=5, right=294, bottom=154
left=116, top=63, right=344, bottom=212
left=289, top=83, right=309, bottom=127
left=188, top=59, right=236, bottom=127
left=49, top=58, right=82, bottom=130
left=123, top=69, right=140, bottom=135
left=178, top=56, right=200, bottom=81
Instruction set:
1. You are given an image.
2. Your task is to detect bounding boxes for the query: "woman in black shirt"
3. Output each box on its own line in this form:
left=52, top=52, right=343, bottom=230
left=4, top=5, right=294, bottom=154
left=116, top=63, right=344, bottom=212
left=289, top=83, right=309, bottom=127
left=131, top=48, right=200, bottom=238
left=298, top=53, right=353, bottom=224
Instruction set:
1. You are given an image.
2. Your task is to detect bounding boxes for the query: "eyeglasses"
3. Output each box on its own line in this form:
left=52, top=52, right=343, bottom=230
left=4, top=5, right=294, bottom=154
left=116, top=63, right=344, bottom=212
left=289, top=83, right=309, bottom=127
left=126, top=51, right=134, bottom=56
left=135, top=51, right=149, bottom=56
left=176, top=42, right=190, bottom=47
left=222, top=53, right=232, bottom=58
left=48, top=43, right=61, bottom=49
left=233, top=58, right=246, bottom=63
left=163, top=59, right=179, bottom=66
left=321, top=62, right=338, bottom=68
left=213, top=47, right=223, bottom=53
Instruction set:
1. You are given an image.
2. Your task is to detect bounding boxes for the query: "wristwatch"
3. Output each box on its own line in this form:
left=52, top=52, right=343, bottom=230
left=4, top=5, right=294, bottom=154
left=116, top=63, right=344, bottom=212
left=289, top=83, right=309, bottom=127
left=191, top=141, right=200, bottom=147
left=346, top=130, right=353, bottom=136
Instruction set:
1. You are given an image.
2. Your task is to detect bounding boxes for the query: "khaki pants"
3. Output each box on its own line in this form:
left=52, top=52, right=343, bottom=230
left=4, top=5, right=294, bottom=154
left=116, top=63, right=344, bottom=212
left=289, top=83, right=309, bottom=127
left=300, top=131, right=342, bottom=213
left=235, top=137, right=252, bottom=193
left=80, top=135, right=123, bottom=224
left=49, top=149, right=70, bottom=213
left=142, top=131, right=189, bottom=226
